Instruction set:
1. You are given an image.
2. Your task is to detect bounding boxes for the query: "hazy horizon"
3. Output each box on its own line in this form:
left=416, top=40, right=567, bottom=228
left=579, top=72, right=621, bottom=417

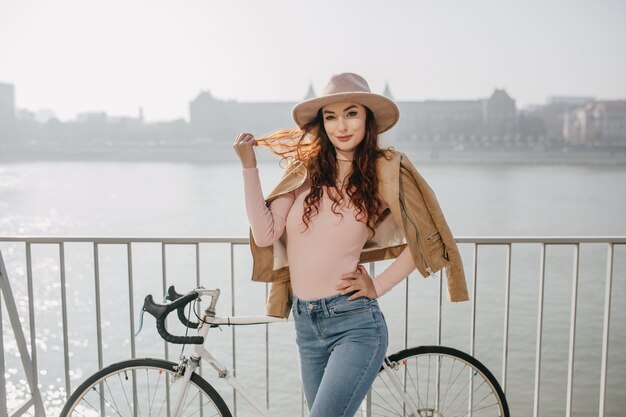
left=1, top=0, right=625, bottom=122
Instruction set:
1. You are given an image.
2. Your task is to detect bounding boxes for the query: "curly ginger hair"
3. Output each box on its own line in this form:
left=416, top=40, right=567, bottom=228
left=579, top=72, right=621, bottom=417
left=255, top=106, right=393, bottom=237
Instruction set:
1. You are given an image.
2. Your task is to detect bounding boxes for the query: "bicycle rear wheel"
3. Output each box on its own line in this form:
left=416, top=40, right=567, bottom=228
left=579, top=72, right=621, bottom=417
left=361, top=345, right=510, bottom=417
left=60, top=358, right=232, bottom=417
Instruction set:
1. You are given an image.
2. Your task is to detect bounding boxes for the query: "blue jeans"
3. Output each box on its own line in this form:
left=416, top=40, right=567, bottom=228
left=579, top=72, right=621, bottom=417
left=292, top=293, right=388, bottom=417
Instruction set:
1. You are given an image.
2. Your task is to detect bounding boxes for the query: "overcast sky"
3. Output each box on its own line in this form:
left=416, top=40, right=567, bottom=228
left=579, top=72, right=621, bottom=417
left=1, top=0, right=625, bottom=122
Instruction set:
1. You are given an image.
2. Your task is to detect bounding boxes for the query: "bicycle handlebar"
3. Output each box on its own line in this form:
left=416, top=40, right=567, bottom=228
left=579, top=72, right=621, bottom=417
left=167, top=286, right=199, bottom=329
left=142, top=288, right=204, bottom=345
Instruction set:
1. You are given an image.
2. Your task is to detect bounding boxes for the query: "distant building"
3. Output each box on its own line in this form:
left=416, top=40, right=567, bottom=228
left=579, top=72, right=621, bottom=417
left=76, top=111, right=108, bottom=124
left=521, top=96, right=595, bottom=142
left=189, top=90, right=295, bottom=141
left=371, top=88, right=516, bottom=144
left=0, top=82, right=16, bottom=137
left=109, top=108, right=144, bottom=128
left=34, top=109, right=57, bottom=124
left=396, top=99, right=484, bottom=143
left=189, top=84, right=518, bottom=146
left=547, top=96, right=595, bottom=106
left=482, top=89, right=516, bottom=134
left=564, top=100, right=626, bottom=144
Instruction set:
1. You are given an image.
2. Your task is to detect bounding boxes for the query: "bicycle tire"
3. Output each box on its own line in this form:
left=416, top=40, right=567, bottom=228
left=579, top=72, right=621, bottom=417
left=60, top=358, right=232, bottom=417
left=361, top=345, right=510, bottom=417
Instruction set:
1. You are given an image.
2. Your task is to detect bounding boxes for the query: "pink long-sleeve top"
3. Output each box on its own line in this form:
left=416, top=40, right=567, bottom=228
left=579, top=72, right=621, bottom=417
left=242, top=166, right=417, bottom=300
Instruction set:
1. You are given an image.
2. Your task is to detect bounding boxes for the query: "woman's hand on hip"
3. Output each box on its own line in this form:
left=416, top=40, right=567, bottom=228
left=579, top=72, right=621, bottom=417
left=233, top=132, right=258, bottom=169
left=336, top=264, right=378, bottom=300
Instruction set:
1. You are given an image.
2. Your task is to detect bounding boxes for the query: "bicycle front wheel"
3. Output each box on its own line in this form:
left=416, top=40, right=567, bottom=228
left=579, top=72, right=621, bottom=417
left=60, top=358, right=232, bottom=417
left=362, top=345, right=510, bottom=417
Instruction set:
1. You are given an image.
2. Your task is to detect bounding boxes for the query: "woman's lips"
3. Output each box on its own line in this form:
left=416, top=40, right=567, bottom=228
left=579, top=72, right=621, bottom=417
left=337, top=135, right=352, bottom=142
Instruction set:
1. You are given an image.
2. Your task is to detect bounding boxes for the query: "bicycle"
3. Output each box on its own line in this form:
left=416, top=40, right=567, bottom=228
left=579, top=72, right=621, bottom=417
left=60, top=286, right=510, bottom=417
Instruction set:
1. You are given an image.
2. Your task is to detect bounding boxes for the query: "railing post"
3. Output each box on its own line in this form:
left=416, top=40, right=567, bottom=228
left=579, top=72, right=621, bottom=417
left=533, top=243, right=547, bottom=417
left=230, top=242, right=238, bottom=416
left=0, top=250, right=45, bottom=416
left=469, top=243, right=478, bottom=416
left=502, top=243, right=511, bottom=393
left=566, top=243, right=580, bottom=417
left=25, top=243, right=38, bottom=394
left=599, top=243, right=614, bottom=417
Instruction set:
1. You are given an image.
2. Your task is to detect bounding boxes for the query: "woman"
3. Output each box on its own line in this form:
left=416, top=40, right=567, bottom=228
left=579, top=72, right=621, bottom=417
left=233, top=72, right=468, bottom=417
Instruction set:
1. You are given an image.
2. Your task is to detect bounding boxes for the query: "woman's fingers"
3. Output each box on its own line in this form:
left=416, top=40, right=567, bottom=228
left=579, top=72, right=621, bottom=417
left=234, top=132, right=255, bottom=143
left=337, top=275, right=364, bottom=293
left=337, top=277, right=355, bottom=291
left=337, top=266, right=377, bottom=299
left=233, top=132, right=258, bottom=168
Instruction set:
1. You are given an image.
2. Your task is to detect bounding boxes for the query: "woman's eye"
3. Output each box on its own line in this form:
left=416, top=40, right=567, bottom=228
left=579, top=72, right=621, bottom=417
left=347, top=111, right=358, bottom=117
left=325, top=115, right=335, bottom=120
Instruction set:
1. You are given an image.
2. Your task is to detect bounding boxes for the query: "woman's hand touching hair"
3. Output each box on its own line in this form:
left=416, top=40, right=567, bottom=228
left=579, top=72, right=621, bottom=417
left=233, top=132, right=258, bottom=169
left=336, top=264, right=378, bottom=300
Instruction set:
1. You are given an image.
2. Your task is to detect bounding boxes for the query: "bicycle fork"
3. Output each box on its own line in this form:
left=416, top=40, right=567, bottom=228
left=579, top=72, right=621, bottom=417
left=380, top=358, right=420, bottom=417
left=170, top=356, right=199, bottom=417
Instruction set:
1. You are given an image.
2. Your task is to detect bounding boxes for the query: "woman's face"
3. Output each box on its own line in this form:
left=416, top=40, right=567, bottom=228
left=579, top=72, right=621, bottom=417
left=322, top=102, right=367, bottom=153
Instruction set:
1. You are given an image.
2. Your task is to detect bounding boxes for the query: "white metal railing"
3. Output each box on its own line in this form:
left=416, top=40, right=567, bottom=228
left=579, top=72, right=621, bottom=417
left=0, top=236, right=624, bottom=417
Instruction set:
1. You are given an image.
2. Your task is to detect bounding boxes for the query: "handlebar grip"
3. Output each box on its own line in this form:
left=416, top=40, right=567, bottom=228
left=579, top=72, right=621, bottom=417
left=155, top=314, right=204, bottom=345
left=143, top=292, right=204, bottom=345
left=176, top=306, right=200, bottom=329
left=168, top=286, right=199, bottom=329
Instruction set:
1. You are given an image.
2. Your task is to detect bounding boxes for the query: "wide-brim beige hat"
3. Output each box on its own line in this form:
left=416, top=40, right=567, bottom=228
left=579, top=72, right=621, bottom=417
left=292, top=72, right=400, bottom=134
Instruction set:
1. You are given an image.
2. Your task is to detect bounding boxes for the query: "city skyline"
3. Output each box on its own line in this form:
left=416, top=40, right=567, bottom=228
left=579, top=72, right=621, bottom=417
left=4, top=75, right=625, bottom=153
left=1, top=0, right=625, bottom=122
left=0, top=79, right=608, bottom=124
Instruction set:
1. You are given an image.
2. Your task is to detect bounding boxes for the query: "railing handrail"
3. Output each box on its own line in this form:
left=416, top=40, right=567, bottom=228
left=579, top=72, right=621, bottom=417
left=0, top=236, right=250, bottom=244
left=1, top=235, right=625, bottom=244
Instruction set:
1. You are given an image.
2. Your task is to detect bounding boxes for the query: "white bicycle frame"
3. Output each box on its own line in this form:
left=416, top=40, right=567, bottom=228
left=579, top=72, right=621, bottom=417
left=168, top=288, right=419, bottom=417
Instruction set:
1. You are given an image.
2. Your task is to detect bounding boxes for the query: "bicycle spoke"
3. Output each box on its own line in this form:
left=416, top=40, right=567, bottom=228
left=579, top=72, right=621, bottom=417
left=368, top=387, right=404, bottom=416
left=441, top=364, right=472, bottom=414
left=368, top=410, right=402, bottom=417
left=91, top=385, right=124, bottom=417
left=75, top=397, right=99, bottom=416
left=473, top=388, right=496, bottom=409
left=104, top=379, right=121, bottom=414
left=181, top=389, right=201, bottom=416
left=371, top=377, right=404, bottom=415
left=156, top=384, right=168, bottom=417
left=445, top=373, right=487, bottom=414
left=440, top=362, right=469, bottom=413
left=450, top=401, right=502, bottom=417
left=150, top=369, right=164, bottom=415
left=405, top=363, right=426, bottom=410
left=117, top=372, right=134, bottom=416
left=146, top=368, right=152, bottom=416
left=439, top=357, right=458, bottom=411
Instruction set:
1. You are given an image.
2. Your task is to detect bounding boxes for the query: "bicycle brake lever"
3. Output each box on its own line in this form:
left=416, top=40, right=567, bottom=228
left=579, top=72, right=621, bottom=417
left=134, top=308, right=146, bottom=337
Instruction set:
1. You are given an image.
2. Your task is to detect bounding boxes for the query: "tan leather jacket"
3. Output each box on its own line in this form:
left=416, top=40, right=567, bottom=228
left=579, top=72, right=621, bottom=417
left=249, top=149, right=469, bottom=317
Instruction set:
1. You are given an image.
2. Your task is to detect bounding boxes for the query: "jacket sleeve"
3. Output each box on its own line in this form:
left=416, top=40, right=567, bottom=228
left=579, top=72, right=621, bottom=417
left=400, top=154, right=469, bottom=302
left=242, top=167, right=295, bottom=248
